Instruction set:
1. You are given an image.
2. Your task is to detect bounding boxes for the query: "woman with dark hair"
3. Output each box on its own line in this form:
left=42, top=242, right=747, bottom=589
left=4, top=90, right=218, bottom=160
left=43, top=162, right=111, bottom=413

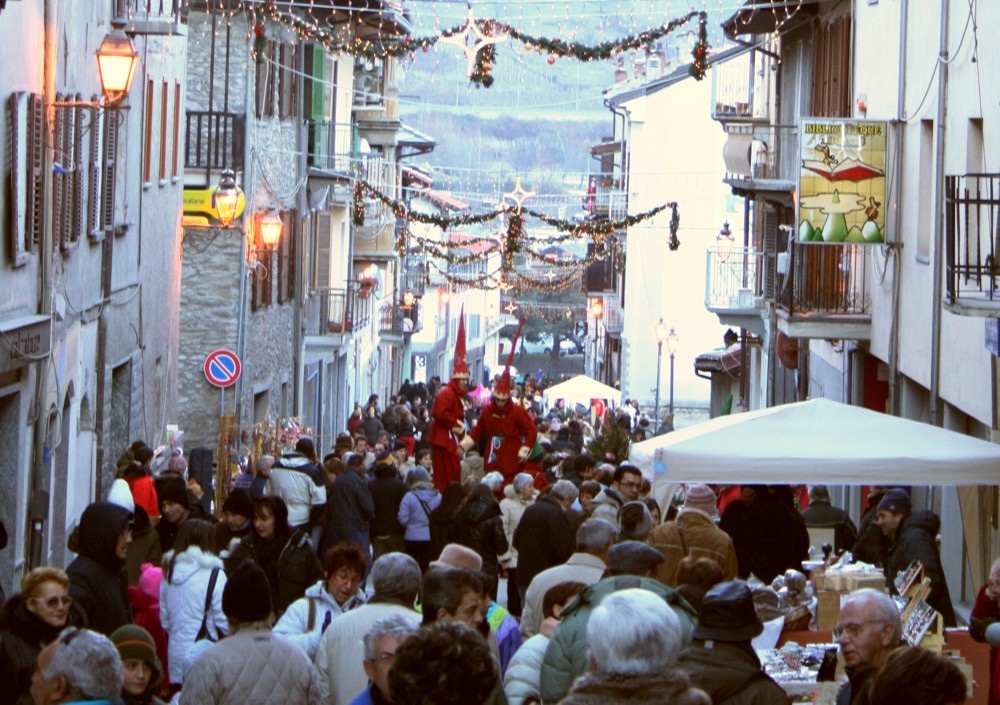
left=0, top=567, right=83, bottom=705
left=159, top=519, right=227, bottom=689
left=396, top=405, right=417, bottom=457
left=455, top=483, right=509, bottom=601
left=862, top=646, right=967, bottom=705
left=273, top=541, right=368, bottom=659
left=230, top=496, right=323, bottom=618
left=640, top=497, right=662, bottom=527
left=429, top=481, right=468, bottom=560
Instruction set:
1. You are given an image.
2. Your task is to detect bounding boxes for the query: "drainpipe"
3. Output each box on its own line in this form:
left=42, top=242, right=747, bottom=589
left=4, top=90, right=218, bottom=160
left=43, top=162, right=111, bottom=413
left=887, top=0, right=909, bottom=417
left=292, top=45, right=307, bottom=419
left=929, top=0, right=949, bottom=427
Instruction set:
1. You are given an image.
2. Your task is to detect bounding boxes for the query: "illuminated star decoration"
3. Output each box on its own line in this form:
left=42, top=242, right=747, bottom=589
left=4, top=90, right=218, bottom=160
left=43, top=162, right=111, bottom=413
left=498, top=278, right=514, bottom=294
left=504, top=300, right=519, bottom=315
left=438, top=9, right=509, bottom=79
left=502, top=176, right=536, bottom=213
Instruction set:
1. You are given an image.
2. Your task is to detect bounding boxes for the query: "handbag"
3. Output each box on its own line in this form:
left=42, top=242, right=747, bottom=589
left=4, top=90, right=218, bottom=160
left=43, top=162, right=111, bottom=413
left=194, top=567, right=220, bottom=643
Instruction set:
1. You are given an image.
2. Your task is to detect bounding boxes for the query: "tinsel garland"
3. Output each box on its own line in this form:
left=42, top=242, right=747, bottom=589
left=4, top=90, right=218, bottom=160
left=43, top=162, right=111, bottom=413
left=248, top=3, right=710, bottom=86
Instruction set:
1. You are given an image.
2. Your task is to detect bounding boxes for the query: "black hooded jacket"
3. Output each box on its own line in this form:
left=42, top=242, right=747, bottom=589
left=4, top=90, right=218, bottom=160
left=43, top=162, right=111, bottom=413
left=885, top=508, right=956, bottom=626
left=66, top=501, right=134, bottom=635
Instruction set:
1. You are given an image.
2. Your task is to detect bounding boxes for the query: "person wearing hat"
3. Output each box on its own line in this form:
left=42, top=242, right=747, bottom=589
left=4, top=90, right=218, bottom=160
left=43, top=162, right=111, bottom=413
left=559, top=589, right=710, bottom=705
left=461, top=321, right=538, bottom=489
left=649, top=484, right=738, bottom=587
left=396, top=467, right=442, bottom=572
left=852, top=486, right=892, bottom=567
left=876, top=488, right=956, bottom=626
left=429, top=306, right=474, bottom=493
left=369, top=451, right=409, bottom=560
left=801, top=485, right=858, bottom=554
left=538, top=540, right=697, bottom=703
left=676, top=580, right=790, bottom=705
left=321, top=453, right=375, bottom=560
left=214, top=488, right=253, bottom=563
left=111, top=624, right=167, bottom=705
left=179, top=561, right=321, bottom=705
left=155, top=476, right=212, bottom=555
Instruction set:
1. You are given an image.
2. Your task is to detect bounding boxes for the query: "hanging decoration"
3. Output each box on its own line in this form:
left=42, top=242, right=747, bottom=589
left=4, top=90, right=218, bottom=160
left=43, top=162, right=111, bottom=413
left=352, top=181, right=365, bottom=227
left=249, top=3, right=710, bottom=87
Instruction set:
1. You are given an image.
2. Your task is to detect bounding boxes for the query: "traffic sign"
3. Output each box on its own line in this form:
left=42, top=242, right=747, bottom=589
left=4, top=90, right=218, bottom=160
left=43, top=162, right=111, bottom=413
left=204, top=349, right=241, bottom=388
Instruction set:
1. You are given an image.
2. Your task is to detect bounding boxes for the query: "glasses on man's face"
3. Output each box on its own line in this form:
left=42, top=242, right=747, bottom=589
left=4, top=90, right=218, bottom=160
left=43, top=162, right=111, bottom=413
left=833, top=620, right=886, bottom=639
left=369, top=652, right=397, bottom=667
left=619, top=481, right=641, bottom=489
left=35, top=595, right=73, bottom=609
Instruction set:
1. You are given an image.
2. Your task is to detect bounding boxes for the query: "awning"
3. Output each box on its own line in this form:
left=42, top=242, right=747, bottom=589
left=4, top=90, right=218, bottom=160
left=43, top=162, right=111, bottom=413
left=722, top=0, right=821, bottom=37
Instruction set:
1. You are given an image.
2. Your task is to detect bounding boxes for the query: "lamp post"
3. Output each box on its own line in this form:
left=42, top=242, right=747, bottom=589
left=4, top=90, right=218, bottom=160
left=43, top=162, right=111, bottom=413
left=653, top=318, right=668, bottom=425
left=667, top=327, right=679, bottom=417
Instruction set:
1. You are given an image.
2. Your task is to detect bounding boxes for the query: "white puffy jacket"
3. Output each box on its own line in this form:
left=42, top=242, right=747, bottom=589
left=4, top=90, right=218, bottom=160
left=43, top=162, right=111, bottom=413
left=503, top=633, right=549, bottom=705
left=160, top=546, right=228, bottom=683
left=267, top=453, right=327, bottom=527
left=272, top=579, right=366, bottom=659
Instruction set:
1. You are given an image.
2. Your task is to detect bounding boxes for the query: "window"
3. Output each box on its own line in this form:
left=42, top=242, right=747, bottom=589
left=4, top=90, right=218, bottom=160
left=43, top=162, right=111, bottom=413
left=276, top=210, right=296, bottom=304
left=254, top=40, right=277, bottom=119
left=279, top=43, right=297, bottom=119
left=916, top=120, right=934, bottom=261
left=172, top=82, right=181, bottom=178
left=159, top=81, right=168, bottom=181
left=50, top=96, right=89, bottom=252
left=143, top=79, right=154, bottom=183
left=810, top=15, right=851, bottom=118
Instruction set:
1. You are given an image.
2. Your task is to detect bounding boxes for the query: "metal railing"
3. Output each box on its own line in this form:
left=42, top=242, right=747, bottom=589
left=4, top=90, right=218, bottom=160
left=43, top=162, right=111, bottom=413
left=123, top=0, right=185, bottom=28
left=603, top=294, right=624, bottom=334
left=777, top=242, right=871, bottom=317
left=185, top=111, right=243, bottom=172
left=379, top=302, right=406, bottom=337
left=306, top=121, right=356, bottom=171
left=723, top=123, right=798, bottom=184
left=705, top=246, right=763, bottom=311
left=711, top=50, right=772, bottom=122
left=307, top=287, right=366, bottom=336
left=946, top=173, right=1000, bottom=306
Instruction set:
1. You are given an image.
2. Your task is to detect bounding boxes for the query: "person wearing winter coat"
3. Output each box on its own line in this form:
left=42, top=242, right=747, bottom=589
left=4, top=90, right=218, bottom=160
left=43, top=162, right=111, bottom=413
left=498, top=473, right=535, bottom=617
left=971, top=557, right=1000, bottom=705
left=180, top=560, right=322, bottom=705
left=0, top=567, right=83, bottom=705
left=558, top=589, right=709, bottom=705
left=397, top=468, right=442, bottom=572
left=273, top=541, right=368, bottom=659
left=363, top=407, right=385, bottom=447
left=512, top=481, right=577, bottom=602
left=455, top=483, right=509, bottom=600
left=155, top=476, right=214, bottom=554
left=267, top=439, right=327, bottom=531
left=125, top=506, right=164, bottom=587
left=538, top=541, right=697, bottom=703
left=677, top=581, right=791, bottom=705
left=229, top=496, right=323, bottom=618
left=321, top=454, right=375, bottom=558
left=877, top=488, right=957, bottom=626
left=112, top=624, right=168, bottom=705
left=502, top=580, right=584, bottom=705
left=129, top=563, right=170, bottom=696
left=369, top=453, right=409, bottom=558
left=121, top=445, right=161, bottom=522
left=160, top=519, right=228, bottom=687
left=66, top=500, right=135, bottom=636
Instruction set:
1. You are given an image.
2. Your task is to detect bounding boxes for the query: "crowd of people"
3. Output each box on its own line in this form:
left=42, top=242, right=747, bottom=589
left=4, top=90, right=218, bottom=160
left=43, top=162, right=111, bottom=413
left=0, top=324, right=982, bottom=705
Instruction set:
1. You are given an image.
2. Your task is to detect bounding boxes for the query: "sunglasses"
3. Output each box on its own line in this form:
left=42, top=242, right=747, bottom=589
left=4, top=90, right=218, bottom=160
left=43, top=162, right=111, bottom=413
left=34, top=595, right=73, bottom=609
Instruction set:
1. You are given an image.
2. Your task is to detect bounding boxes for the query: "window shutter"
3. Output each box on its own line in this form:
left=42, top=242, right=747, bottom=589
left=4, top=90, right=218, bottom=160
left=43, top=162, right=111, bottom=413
left=70, top=97, right=85, bottom=246
left=102, top=111, right=119, bottom=231
left=52, top=96, right=67, bottom=251
left=286, top=210, right=296, bottom=303
left=88, top=106, right=105, bottom=240
left=762, top=204, right=778, bottom=299
left=313, top=212, right=331, bottom=290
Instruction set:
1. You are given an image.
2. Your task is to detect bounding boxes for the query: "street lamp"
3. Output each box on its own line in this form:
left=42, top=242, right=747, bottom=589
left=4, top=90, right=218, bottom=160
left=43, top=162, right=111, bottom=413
left=717, top=220, right=734, bottom=264
left=259, top=208, right=283, bottom=250
left=653, top=318, right=669, bottom=425
left=667, top=327, right=679, bottom=417
left=213, top=169, right=243, bottom=227
left=95, top=18, right=139, bottom=105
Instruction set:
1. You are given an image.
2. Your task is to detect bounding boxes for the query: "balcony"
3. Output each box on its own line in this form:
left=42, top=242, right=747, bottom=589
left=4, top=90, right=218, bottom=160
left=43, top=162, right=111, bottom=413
left=945, top=173, right=1000, bottom=316
left=722, top=123, right=796, bottom=208
left=602, top=294, right=624, bottom=336
left=711, top=49, right=772, bottom=124
left=185, top=111, right=244, bottom=176
left=124, top=0, right=185, bottom=35
left=704, top=246, right=766, bottom=336
left=776, top=242, right=872, bottom=340
left=307, top=121, right=356, bottom=173
left=306, top=287, right=366, bottom=339
left=583, top=177, right=629, bottom=221
left=379, top=302, right=409, bottom=342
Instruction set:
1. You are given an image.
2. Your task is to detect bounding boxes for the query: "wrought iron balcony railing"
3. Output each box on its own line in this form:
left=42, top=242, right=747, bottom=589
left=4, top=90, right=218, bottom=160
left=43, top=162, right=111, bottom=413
left=379, top=302, right=407, bottom=338
left=307, top=286, right=367, bottom=336
left=185, top=111, right=244, bottom=172
left=711, top=49, right=773, bottom=123
left=945, top=173, right=1000, bottom=313
left=124, top=0, right=185, bottom=34
left=306, top=121, right=356, bottom=172
left=777, top=242, right=871, bottom=318
left=705, top=246, right=764, bottom=312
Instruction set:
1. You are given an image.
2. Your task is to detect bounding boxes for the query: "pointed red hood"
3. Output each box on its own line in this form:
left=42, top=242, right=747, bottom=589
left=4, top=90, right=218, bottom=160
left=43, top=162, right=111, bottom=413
left=452, top=304, right=470, bottom=378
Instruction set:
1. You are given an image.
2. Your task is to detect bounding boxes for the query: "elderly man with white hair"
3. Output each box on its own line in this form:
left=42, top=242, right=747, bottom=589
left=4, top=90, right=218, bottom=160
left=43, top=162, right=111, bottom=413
left=558, top=589, right=710, bottom=705
left=30, top=626, right=123, bottom=705
left=499, top=472, right=536, bottom=617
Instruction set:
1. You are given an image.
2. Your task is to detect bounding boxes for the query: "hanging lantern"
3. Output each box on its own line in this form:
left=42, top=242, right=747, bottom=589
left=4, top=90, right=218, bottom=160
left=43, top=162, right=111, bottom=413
left=213, top=170, right=242, bottom=227
left=259, top=209, right=283, bottom=249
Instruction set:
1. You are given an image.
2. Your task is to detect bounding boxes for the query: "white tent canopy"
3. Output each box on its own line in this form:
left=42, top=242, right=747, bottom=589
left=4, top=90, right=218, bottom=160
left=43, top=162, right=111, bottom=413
left=629, top=398, right=1000, bottom=485
left=542, top=375, right=621, bottom=408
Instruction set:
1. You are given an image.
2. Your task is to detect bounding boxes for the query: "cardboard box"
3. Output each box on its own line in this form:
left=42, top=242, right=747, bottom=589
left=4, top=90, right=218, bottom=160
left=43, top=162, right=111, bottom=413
left=817, top=590, right=843, bottom=631
left=844, top=571, right=886, bottom=592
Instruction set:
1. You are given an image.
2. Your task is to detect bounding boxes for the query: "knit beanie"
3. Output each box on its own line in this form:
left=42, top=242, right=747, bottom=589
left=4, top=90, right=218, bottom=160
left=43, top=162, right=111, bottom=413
left=876, top=488, right=911, bottom=516
left=108, top=478, right=136, bottom=513
left=684, top=484, right=718, bottom=515
left=223, top=560, right=273, bottom=623
left=158, top=477, right=190, bottom=510
left=138, top=563, right=163, bottom=602
left=111, top=624, right=162, bottom=681
left=410, top=467, right=431, bottom=486
left=222, top=488, right=252, bottom=519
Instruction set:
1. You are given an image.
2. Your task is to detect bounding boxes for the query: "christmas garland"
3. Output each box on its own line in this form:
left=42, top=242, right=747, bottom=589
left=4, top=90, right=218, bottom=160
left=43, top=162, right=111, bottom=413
left=248, top=2, right=710, bottom=86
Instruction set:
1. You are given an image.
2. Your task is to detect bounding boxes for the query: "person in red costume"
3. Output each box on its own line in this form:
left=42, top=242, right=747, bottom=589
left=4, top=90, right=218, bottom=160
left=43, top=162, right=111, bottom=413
left=429, top=306, right=472, bottom=493
left=462, top=322, right=537, bottom=488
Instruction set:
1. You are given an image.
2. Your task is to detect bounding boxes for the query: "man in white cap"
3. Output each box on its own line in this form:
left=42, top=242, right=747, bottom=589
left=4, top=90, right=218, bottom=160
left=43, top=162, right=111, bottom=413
left=648, top=484, right=738, bottom=587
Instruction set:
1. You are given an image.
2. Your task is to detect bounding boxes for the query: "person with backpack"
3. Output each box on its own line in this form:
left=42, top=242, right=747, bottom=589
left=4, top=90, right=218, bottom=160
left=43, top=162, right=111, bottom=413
left=396, top=468, right=442, bottom=572
left=160, top=519, right=228, bottom=693
left=273, top=542, right=368, bottom=659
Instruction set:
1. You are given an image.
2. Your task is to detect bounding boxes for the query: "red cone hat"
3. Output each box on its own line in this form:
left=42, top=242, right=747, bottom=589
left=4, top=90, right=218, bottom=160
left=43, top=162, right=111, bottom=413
left=495, top=319, right=523, bottom=396
left=452, top=304, right=470, bottom=379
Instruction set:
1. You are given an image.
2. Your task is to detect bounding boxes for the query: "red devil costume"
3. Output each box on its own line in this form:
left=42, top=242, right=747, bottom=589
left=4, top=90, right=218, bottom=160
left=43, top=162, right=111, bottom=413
left=464, top=321, right=537, bottom=487
left=429, top=306, right=471, bottom=492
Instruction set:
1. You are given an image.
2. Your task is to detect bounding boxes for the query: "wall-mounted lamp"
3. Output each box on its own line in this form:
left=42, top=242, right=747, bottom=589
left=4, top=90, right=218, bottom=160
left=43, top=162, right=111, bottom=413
left=357, top=264, right=380, bottom=297
left=259, top=209, right=283, bottom=250
left=54, top=18, right=138, bottom=109
left=591, top=297, right=604, bottom=319
left=439, top=287, right=451, bottom=305
left=213, top=169, right=243, bottom=227
left=717, top=221, right=734, bottom=264
left=402, top=291, right=415, bottom=308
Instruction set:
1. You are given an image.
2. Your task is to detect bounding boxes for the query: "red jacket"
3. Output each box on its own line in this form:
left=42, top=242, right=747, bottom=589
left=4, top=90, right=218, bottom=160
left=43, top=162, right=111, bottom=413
left=125, top=473, right=160, bottom=521
left=469, top=400, right=538, bottom=484
left=428, top=380, right=467, bottom=455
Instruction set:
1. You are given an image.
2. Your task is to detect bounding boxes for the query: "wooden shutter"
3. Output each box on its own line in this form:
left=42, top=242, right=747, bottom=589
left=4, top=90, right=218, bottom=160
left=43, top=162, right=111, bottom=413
left=70, top=98, right=85, bottom=246
left=279, top=44, right=296, bottom=119
left=143, top=79, right=154, bottom=183
left=52, top=97, right=67, bottom=251
left=761, top=204, right=778, bottom=300
left=313, top=212, right=331, bottom=290
left=8, top=92, right=43, bottom=265
left=102, top=112, right=119, bottom=231
left=285, top=210, right=296, bottom=303
left=88, top=107, right=105, bottom=240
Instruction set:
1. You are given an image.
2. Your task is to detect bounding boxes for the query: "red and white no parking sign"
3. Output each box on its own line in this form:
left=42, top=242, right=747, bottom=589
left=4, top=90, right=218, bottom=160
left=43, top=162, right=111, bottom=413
left=204, top=349, right=241, bottom=388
